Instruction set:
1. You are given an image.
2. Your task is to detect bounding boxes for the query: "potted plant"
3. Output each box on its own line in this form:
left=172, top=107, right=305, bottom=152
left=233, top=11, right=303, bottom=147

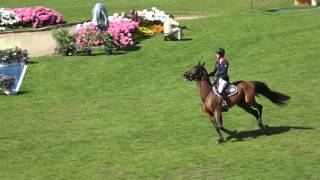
left=0, top=47, right=28, bottom=64
left=0, top=74, right=15, bottom=95
left=97, top=33, right=117, bottom=55
left=52, top=29, right=76, bottom=56
left=83, top=46, right=92, bottom=56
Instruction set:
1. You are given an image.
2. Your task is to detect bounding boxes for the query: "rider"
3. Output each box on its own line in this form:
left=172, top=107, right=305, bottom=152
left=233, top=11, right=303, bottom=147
left=208, top=48, right=230, bottom=111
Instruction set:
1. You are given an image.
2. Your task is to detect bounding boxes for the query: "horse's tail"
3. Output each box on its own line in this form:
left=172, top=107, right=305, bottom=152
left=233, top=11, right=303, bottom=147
left=251, top=81, right=290, bottom=106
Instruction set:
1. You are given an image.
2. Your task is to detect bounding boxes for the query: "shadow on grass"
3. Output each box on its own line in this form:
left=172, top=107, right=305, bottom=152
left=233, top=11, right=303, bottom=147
left=265, top=7, right=320, bottom=13
left=0, top=91, right=29, bottom=96
left=179, top=38, right=193, bottom=41
left=17, top=91, right=29, bottom=95
left=76, top=46, right=141, bottom=57
left=89, top=51, right=126, bottom=56
left=165, top=38, right=193, bottom=42
left=26, top=60, right=39, bottom=64
left=225, top=126, right=314, bottom=142
left=118, top=45, right=141, bottom=52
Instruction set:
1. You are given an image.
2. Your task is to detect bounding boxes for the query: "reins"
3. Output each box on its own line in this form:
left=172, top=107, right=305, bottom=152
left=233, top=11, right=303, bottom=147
left=199, top=82, right=212, bottom=103
left=197, top=68, right=214, bottom=109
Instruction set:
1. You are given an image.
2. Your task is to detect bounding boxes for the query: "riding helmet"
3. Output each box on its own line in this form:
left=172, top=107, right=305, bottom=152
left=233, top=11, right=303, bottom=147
left=216, top=48, right=225, bottom=56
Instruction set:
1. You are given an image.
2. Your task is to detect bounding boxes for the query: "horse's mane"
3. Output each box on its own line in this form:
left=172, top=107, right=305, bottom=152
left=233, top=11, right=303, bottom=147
left=197, top=64, right=212, bottom=86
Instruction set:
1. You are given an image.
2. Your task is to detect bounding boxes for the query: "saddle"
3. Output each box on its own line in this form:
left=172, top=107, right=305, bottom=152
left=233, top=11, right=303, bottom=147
left=212, top=82, right=238, bottom=97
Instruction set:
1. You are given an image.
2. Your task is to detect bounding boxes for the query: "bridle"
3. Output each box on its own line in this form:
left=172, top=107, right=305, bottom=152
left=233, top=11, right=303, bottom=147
left=195, top=67, right=213, bottom=105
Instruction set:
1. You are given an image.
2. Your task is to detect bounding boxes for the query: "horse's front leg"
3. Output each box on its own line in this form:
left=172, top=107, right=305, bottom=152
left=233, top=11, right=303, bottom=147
left=208, top=115, right=224, bottom=144
left=214, top=110, right=237, bottom=135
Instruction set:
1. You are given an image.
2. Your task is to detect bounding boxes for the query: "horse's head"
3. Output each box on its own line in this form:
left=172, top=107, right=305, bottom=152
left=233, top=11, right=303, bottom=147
left=183, top=62, right=207, bottom=81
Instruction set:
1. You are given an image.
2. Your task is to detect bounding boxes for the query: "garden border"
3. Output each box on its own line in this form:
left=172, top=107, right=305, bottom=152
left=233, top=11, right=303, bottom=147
left=0, top=12, right=208, bottom=35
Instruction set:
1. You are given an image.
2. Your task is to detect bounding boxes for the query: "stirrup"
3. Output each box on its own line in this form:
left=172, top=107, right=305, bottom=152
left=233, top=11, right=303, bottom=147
left=222, top=101, right=229, bottom=112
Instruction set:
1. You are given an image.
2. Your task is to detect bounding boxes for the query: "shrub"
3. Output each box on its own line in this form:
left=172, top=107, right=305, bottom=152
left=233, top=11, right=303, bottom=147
left=0, top=47, right=28, bottom=64
left=107, top=15, right=139, bottom=46
left=52, top=29, right=76, bottom=55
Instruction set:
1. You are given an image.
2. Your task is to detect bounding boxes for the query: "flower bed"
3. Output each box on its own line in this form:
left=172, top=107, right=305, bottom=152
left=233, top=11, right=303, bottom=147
left=74, top=22, right=117, bottom=55
left=107, top=15, right=139, bottom=46
left=0, top=9, right=20, bottom=31
left=137, top=7, right=166, bottom=23
left=53, top=7, right=167, bottom=56
left=0, top=6, right=63, bottom=31
left=75, top=15, right=139, bottom=48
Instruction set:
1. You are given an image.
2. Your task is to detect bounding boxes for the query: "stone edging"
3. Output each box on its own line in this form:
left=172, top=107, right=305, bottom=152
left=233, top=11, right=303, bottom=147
left=0, top=20, right=90, bottom=35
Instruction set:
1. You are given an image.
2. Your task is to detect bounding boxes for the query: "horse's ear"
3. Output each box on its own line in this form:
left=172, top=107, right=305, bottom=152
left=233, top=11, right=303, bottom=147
left=202, top=62, right=206, bottom=67
left=198, top=61, right=200, bottom=65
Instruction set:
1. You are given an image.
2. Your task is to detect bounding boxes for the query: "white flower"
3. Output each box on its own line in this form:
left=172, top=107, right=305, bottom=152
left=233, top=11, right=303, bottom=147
left=0, top=9, right=20, bottom=27
left=76, top=23, right=84, bottom=29
left=113, top=13, right=119, bottom=17
left=137, top=8, right=167, bottom=22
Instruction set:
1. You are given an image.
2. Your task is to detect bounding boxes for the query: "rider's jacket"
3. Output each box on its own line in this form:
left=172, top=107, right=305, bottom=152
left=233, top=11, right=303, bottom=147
left=209, top=58, right=229, bottom=82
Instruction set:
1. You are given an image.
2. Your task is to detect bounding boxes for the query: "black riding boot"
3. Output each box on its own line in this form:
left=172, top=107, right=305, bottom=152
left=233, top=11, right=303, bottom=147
left=220, top=91, right=229, bottom=112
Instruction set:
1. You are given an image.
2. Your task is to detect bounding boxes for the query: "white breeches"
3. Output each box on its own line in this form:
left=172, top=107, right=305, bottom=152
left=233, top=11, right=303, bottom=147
left=166, top=28, right=183, bottom=40
left=218, top=78, right=228, bottom=93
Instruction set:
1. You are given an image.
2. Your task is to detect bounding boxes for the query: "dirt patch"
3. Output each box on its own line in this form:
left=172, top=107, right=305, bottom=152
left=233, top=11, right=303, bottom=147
left=0, top=26, right=76, bottom=57
left=174, top=13, right=209, bottom=20
left=0, top=31, right=56, bottom=57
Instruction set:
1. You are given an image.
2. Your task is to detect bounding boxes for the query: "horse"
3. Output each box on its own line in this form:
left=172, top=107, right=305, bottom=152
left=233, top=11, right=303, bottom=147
left=183, top=62, right=290, bottom=144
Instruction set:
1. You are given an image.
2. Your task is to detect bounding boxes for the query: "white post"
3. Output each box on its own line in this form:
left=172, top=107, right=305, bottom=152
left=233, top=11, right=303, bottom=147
left=311, top=0, right=320, bottom=6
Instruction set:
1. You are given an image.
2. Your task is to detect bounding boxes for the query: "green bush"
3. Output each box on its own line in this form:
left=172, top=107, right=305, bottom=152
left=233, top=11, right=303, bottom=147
left=52, top=29, right=76, bottom=55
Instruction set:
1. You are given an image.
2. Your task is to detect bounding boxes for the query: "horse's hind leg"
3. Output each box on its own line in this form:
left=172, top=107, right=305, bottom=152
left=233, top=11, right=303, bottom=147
left=251, top=102, right=268, bottom=129
left=238, top=100, right=266, bottom=129
left=237, top=100, right=259, bottom=120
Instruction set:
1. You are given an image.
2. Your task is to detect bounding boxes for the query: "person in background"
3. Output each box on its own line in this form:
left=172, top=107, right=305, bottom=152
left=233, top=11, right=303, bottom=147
left=163, top=15, right=183, bottom=41
left=92, top=3, right=109, bottom=30
left=208, top=48, right=230, bottom=112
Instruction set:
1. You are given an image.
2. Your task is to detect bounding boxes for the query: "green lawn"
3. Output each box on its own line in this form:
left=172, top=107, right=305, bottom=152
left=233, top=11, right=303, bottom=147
left=0, top=0, right=320, bottom=179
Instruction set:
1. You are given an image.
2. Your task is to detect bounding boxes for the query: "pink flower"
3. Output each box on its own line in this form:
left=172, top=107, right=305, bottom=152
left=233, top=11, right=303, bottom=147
left=75, top=18, right=139, bottom=47
left=7, top=6, right=63, bottom=27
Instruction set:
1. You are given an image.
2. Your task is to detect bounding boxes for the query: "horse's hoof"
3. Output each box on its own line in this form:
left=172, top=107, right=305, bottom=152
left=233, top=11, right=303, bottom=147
left=217, top=139, right=224, bottom=144
left=265, top=124, right=270, bottom=128
left=232, top=130, right=238, bottom=134
left=258, top=123, right=266, bottom=130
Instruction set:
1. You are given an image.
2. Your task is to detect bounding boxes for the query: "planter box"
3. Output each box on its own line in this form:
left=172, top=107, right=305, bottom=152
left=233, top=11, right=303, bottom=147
left=0, top=62, right=27, bottom=95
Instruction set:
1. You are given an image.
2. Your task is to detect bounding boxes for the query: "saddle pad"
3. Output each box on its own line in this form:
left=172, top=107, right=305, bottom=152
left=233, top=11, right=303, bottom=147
left=213, top=84, right=238, bottom=97
left=226, top=85, right=237, bottom=96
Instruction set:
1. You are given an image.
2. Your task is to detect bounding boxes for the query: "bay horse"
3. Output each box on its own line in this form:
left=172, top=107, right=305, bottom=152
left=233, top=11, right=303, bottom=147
left=183, top=62, right=290, bottom=144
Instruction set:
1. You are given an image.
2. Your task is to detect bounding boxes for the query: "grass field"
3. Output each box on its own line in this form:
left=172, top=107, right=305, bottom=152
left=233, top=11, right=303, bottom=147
left=1, top=0, right=320, bottom=179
